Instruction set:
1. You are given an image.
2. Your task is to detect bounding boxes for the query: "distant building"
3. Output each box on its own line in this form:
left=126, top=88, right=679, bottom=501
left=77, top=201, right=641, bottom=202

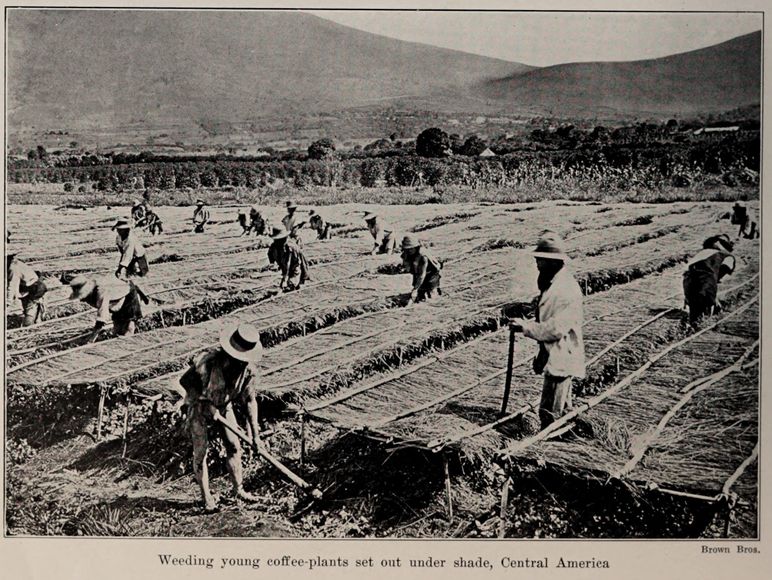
left=479, top=148, right=496, bottom=158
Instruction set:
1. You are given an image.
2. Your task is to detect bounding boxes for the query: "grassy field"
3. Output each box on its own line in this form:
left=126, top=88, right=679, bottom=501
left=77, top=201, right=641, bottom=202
left=4, top=198, right=760, bottom=538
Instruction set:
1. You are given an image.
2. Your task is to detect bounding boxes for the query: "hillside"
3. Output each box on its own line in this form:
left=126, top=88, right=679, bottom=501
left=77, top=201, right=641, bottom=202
left=7, top=10, right=529, bottom=131
left=481, top=31, right=761, bottom=116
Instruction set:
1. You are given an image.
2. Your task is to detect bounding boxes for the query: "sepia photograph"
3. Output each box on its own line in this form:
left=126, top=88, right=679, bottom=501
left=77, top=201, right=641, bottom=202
left=2, top=4, right=763, bottom=547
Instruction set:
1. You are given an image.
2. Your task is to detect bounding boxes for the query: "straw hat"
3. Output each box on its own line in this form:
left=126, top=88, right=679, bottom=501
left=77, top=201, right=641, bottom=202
left=532, top=232, right=570, bottom=261
left=271, top=226, right=289, bottom=240
left=112, top=219, right=131, bottom=231
left=309, top=209, right=317, bottom=216
left=196, top=199, right=206, bottom=206
left=68, top=275, right=96, bottom=300
left=363, top=212, right=377, bottom=222
left=401, top=236, right=421, bottom=250
left=219, top=322, right=263, bottom=363
left=285, top=201, right=298, bottom=210
left=703, top=234, right=733, bottom=253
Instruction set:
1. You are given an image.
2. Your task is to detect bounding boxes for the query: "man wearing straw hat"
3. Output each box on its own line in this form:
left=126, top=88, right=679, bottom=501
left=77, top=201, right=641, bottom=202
left=683, top=234, right=736, bottom=326
left=282, top=201, right=306, bottom=244
left=179, top=322, right=265, bottom=512
left=7, top=254, right=48, bottom=326
left=68, top=274, right=147, bottom=338
left=364, top=212, right=397, bottom=255
left=508, top=231, right=585, bottom=429
left=401, top=235, right=442, bottom=305
left=113, top=219, right=149, bottom=279
left=267, top=225, right=311, bottom=292
left=193, top=199, right=210, bottom=233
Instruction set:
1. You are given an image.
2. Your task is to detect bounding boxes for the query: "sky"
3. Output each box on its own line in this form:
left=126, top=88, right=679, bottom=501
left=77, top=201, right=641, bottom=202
left=310, top=11, right=761, bottom=67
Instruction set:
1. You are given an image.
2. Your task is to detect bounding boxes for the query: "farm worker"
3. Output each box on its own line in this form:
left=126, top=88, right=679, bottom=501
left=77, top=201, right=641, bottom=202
left=144, top=208, right=164, bottom=235
left=248, top=206, right=268, bottom=236
left=237, top=210, right=249, bottom=235
left=308, top=209, right=332, bottom=240
left=682, top=234, right=735, bottom=326
left=179, top=322, right=264, bottom=512
left=131, top=200, right=147, bottom=227
left=7, top=254, right=48, bottom=326
left=401, top=236, right=442, bottom=305
left=508, top=232, right=585, bottom=430
left=113, top=219, right=149, bottom=279
left=267, top=226, right=310, bottom=292
left=731, top=203, right=759, bottom=240
left=364, top=212, right=397, bottom=254
left=282, top=201, right=306, bottom=243
left=193, top=200, right=210, bottom=233
left=68, top=274, right=148, bottom=338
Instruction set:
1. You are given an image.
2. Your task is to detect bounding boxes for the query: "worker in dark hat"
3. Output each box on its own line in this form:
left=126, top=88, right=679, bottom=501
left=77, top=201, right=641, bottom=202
left=364, top=212, right=397, bottom=254
left=308, top=209, right=332, bottom=240
left=179, top=322, right=265, bottom=512
left=267, top=226, right=310, bottom=291
left=400, top=236, right=442, bottom=306
left=7, top=254, right=48, bottom=326
left=193, top=200, right=210, bottom=233
left=282, top=201, right=306, bottom=244
left=68, top=274, right=148, bottom=338
left=508, top=232, right=585, bottom=429
left=683, top=234, right=736, bottom=326
left=113, top=219, right=149, bottom=279
left=248, top=206, right=269, bottom=237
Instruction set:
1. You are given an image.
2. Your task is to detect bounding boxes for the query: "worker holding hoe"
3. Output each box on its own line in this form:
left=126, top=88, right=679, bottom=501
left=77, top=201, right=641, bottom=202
left=401, top=235, right=442, bottom=305
left=267, top=225, right=311, bottom=292
left=179, top=322, right=265, bottom=512
left=364, top=212, right=397, bottom=254
left=683, top=234, right=735, bottom=326
left=508, top=232, right=585, bottom=429
left=68, top=274, right=148, bottom=338
left=113, top=219, right=149, bottom=279
left=7, top=254, right=48, bottom=326
left=193, top=199, right=210, bottom=233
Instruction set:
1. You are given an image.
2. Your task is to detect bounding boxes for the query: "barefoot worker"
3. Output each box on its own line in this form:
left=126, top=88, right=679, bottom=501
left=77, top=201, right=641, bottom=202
left=267, top=226, right=311, bottom=292
left=179, top=322, right=265, bottom=512
left=7, top=254, right=48, bottom=326
left=308, top=209, right=332, bottom=240
left=401, top=236, right=442, bottom=305
left=683, top=234, right=736, bottom=326
left=364, top=212, right=397, bottom=254
left=68, top=274, right=148, bottom=338
left=508, top=232, right=585, bottom=429
left=193, top=199, right=210, bottom=233
left=113, top=219, right=149, bottom=279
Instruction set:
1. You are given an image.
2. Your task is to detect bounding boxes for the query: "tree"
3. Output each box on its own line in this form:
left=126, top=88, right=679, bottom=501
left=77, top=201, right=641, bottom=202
left=416, top=128, right=451, bottom=158
left=461, top=135, right=487, bottom=156
left=308, top=138, right=336, bottom=160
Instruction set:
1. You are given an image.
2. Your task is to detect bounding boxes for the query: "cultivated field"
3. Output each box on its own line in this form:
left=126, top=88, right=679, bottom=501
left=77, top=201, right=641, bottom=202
left=5, top=199, right=759, bottom=538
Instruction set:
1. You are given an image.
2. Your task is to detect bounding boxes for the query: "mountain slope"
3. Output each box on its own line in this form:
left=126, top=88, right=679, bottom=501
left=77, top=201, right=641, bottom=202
left=7, top=10, right=530, bottom=130
left=481, top=31, right=761, bottom=116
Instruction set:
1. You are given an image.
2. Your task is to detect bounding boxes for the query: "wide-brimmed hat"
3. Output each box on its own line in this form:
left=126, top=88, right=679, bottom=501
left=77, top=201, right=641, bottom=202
left=132, top=200, right=141, bottom=207
left=68, top=275, right=96, bottom=300
left=285, top=201, right=298, bottom=210
left=401, top=236, right=421, bottom=250
left=309, top=209, right=317, bottom=216
left=112, top=219, right=131, bottom=231
left=196, top=199, right=206, bottom=206
left=219, top=322, right=263, bottom=363
left=271, top=226, right=289, bottom=240
left=532, top=232, right=570, bottom=261
left=704, top=234, right=734, bottom=252
left=363, top=212, right=377, bottom=221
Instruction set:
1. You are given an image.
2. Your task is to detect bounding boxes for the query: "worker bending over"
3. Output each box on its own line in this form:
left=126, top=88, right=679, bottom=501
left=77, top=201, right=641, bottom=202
left=7, top=254, right=47, bottom=326
left=683, top=234, right=735, bottom=326
left=400, top=236, right=442, bottom=305
left=509, top=232, right=585, bottom=429
left=179, top=322, right=265, bottom=512
left=364, top=212, right=397, bottom=254
left=308, top=210, right=332, bottom=240
left=268, top=226, right=310, bottom=292
left=68, top=274, right=147, bottom=338
left=113, top=219, right=149, bottom=278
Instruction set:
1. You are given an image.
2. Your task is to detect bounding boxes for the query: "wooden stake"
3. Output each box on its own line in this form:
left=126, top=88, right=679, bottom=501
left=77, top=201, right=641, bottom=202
left=500, top=327, right=517, bottom=416
left=121, top=392, right=131, bottom=458
left=300, top=412, right=307, bottom=466
left=444, top=454, right=454, bottom=521
left=95, top=385, right=108, bottom=440
left=498, top=477, right=512, bottom=538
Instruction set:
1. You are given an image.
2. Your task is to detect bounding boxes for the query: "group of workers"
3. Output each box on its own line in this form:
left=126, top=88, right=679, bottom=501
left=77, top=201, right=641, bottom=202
left=5, top=199, right=752, bottom=511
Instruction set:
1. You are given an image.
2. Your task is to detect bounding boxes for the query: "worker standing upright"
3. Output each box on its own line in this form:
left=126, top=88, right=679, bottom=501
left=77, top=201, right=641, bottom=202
left=179, top=322, right=265, bottom=512
left=400, top=236, right=442, bottom=305
left=364, top=212, right=397, bottom=254
left=683, top=234, right=736, bottom=326
left=267, top=226, right=310, bottom=292
left=193, top=200, right=210, bottom=233
left=113, top=219, right=149, bottom=278
left=7, top=254, right=47, bottom=326
left=508, top=232, right=585, bottom=429
left=282, top=201, right=306, bottom=244
left=131, top=200, right=147, bottom=227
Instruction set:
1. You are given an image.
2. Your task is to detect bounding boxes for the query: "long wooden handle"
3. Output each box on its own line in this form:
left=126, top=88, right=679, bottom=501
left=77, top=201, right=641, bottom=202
left=500, top=326, right=517, bottom=415
left=210, top=407, right=322, bottom=499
